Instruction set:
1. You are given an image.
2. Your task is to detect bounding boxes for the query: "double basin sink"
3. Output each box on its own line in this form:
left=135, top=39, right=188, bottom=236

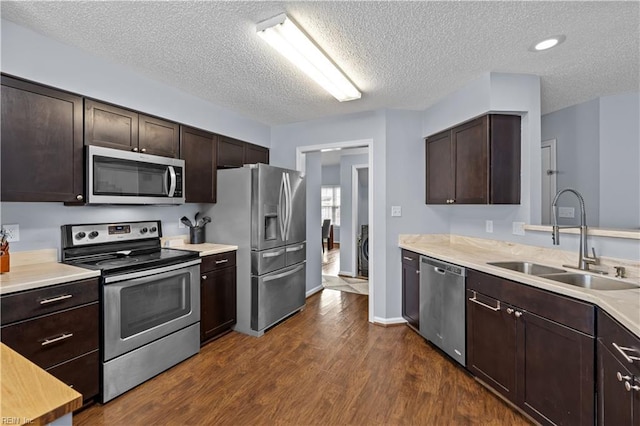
left=488, top=261, right=639, bottom=291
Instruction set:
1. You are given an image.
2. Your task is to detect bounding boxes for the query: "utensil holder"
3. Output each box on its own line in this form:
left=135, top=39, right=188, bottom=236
left=0, top=253, right=10, bottom=273
left=189, top=227, right=205, bottom=244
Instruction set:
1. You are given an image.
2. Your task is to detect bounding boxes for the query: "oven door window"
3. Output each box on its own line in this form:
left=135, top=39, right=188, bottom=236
left=94, top=155, right=168, bottom=197
left=120, top=271, right=190, bottom=338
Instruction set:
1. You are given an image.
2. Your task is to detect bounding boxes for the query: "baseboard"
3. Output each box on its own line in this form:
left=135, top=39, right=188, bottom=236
left=306, top=284, right=324, bottom=298
left=373, top=316, right=407, bottom=327
left=338, top=270, right=354, bottom=277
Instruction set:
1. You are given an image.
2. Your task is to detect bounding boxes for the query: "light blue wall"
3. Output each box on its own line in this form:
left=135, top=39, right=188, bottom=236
left=305, top=152, right=323, bottom=294
left=599, top=92, right=640, bottom=229
left=0, top=19, right=270, bottom=255
left=542, top=99, right=600, bottom=226
left=339, top=153, right=369, bottom=275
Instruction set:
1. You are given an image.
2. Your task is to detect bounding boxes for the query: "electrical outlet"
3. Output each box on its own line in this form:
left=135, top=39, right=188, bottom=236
left=178, top=220, right=186, bottom=229
left=1, top=224, right=20, bottom=242
left=485, top=220, right=493, bottom=233
left=391, top=206, right=402, bottom=217
left=558, top=207, right=575, bottom=218
left=512, top=222, right=525, bottom=236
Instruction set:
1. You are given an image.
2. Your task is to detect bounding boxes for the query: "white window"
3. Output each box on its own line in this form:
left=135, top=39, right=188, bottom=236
left=321, top=186, right=340, bottom=226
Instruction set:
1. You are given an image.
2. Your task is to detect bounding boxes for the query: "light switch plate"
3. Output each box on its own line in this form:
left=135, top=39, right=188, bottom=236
left=391, top=206, right=402, bottom=217
left=512, top=222, right=525, bottom=236
left=485, top=220, right=493, bottom=233
left=558, top=207, right=575, bottom=218
left=1, top=224, right=20, bottom=242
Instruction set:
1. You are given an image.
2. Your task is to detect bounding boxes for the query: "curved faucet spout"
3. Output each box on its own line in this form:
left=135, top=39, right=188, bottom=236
left=550, top=188, right=597, bottom=270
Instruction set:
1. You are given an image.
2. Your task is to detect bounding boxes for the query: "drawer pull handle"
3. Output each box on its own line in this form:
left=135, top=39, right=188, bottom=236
left=262, top=250, right=284, bottom=258
left=617, top=372, right=631, bottom=382
left=39, top=294, right=73, bottom=305
left=41, top=333, right=73, bottom=346
left=613, top=342, right=640, bottom=364
left=625, top=381, right=640, bottom=392
left=469, top=291, right=500, bottom=312
left=403, top=256, right=413, bottom=261
left=286, top=245, right=304, bottom=252
left=215, top=259, right=229, bottom=264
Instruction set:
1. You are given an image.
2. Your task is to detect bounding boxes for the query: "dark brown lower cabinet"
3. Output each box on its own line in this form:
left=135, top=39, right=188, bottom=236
left=401, top=250, right=420, bottom=330
left=597, top=309, right=640, bottom=425
left=200, top=251, right=237, bottom=344
left=466, top=270, right=595, bottom=426
left=0, top=278, right=99, bottom=404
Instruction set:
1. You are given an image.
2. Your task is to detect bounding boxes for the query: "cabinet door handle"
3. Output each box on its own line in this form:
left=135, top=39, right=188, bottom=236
left=613, top=342, right=640, bottom=364
left=416, top=270, right=420, bottom=275
left=202, top=275, right=207, bottom=280
left=76, top=194, right=83, bottom=201
left=39, top=294, right=73, bottom=305
left=41, top=333, right=73, bottom=346
left=617, top=372, right=631, bottom=382
left=624, top=381, right=640, bottom=392
left=506, top=308, right=514, bottom=314
left=132, top=147, right=139, bottom=152
left=141, top=148, right=147, bottom=153
left=403, top=256, right=414, bottom=261
left=468, top=291, right=500, bottom=311
left=515, top=311, right=523, bottom=318
left=215, top=259, right=229, bottom=264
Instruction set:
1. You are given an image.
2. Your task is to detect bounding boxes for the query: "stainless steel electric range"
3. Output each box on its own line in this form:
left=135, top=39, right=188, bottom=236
left=61, top=220, right=201, bottom=403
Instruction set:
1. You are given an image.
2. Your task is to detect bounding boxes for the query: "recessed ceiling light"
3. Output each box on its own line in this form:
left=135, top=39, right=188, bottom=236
left=530, top=35, right=566, bottom=52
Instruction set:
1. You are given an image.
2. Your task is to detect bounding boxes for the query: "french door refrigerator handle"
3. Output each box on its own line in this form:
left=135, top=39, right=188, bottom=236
left=284, top=172, right=293, bottom=240
left=278, top=173, right=286, bottom=239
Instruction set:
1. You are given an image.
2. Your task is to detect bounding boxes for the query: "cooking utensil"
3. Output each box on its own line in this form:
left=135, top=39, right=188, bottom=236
left=201, top=216, right=211, bottom=225
left=180, top=216, right=193, bottom=228
left=194, top=212, right=200, bottom=227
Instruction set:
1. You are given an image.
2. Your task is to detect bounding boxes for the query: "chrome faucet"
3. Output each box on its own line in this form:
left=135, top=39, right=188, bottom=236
left=551, top=188, right=598, bottom=271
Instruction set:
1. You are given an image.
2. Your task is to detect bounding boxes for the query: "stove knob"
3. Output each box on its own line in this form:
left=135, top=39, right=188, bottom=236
left=88, top=231, right=99, bottom=239
left=150, top=227, right=157, bottom=233
left=140, top=227, right=148, bottom=234
left=75, top=232, right=86, bottom=240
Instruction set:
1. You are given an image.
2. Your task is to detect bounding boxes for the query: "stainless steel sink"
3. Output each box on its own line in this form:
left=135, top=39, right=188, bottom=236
left=487, top=261, right=566, bottom=275
left=539, top=273, right=640, bottom=291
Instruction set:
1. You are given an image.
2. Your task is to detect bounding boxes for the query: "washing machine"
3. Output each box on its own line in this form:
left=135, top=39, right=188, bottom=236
left=358, top=224, right=369, bottom=277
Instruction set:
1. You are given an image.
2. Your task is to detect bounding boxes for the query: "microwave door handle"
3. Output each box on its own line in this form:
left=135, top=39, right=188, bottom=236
left=167, top=166, right=177, bottom=197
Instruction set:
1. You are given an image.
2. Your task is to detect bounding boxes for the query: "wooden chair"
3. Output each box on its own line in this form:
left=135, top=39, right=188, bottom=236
left=321, top=219, right=331, bottom=252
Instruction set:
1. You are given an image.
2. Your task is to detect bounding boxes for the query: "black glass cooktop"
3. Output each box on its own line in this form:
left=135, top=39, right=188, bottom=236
left=67, top=248, right=199, bottom=275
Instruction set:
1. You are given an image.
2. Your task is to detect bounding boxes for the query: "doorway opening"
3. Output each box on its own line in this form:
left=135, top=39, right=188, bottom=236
left=296, top=139, right=374, bottom=322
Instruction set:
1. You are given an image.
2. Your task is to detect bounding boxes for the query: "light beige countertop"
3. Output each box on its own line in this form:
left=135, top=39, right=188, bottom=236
left=1, top=343, right=82, bottom=425
left=399, top=234, right=640, bottom=337
left=162, top=236, right=237, bottom=256
left=0, top=249, right=100, bottom=296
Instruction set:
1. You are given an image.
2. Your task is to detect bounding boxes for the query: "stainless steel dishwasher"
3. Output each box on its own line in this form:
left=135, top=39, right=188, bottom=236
left=419, top=256, right=466, bottom=366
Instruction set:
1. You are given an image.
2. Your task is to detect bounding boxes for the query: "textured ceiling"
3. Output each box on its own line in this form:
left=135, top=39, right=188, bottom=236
left=2, top=1, right=638, bottom=125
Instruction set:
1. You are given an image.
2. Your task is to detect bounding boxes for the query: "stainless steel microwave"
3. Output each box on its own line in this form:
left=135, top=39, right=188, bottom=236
left=87, top=145, right=185, bottom=204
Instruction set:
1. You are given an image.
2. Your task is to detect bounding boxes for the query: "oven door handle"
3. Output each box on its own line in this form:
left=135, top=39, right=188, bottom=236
left=104, top=259, right=201, bottom=284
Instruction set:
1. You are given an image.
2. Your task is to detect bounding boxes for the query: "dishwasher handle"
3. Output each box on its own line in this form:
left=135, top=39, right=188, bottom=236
left=420, top=256, right=466, bottom=277
left=433, top=267, right=446, bottom=275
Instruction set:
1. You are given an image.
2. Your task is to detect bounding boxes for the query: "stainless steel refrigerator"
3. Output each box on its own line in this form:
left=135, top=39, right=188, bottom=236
left=205, top=164, right=306, bottom=336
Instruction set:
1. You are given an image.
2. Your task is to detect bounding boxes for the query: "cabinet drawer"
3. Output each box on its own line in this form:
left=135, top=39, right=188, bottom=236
left=1, top=278, right=99, bottom=325
left=467, top=270, right=595, bottom=335
left=598, top=309, right=640, bottom=375
left=201, top=251, right=236, bottom=272
left=1, top=303, right=99, bottom=370
left=47, top=350, right=99, bottom=402
left=401, top=250, right=420, bottom=269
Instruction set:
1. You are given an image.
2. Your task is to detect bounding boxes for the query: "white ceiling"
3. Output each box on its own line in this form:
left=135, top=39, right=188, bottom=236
left=2, top=1, right=638, bottom=126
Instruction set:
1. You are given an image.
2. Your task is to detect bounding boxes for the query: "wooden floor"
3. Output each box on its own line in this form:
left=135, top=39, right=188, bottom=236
left=75, top=290, right=531, bottom=425
left=322, top=245, right=340, bottom=276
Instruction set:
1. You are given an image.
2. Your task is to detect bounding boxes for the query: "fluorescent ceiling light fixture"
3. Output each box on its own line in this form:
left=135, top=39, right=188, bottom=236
left=257, top=13, right=361, bottom=102
left=530, top=35, right=566, bottom=52
left=320, top=148, right=342, bottom=152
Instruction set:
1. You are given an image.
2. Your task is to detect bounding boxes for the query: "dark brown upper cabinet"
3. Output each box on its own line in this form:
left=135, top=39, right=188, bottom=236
left=425, top=114, right=521, bottom=205
left=85, top=99, right=179, bottom=158
left=180, top=126, right=217, bottom=204
left=244, top=142, right=270, bottom=165
left=1, top=75, right=84, bottom=202
left=217, top=136, right=269, bottom=169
